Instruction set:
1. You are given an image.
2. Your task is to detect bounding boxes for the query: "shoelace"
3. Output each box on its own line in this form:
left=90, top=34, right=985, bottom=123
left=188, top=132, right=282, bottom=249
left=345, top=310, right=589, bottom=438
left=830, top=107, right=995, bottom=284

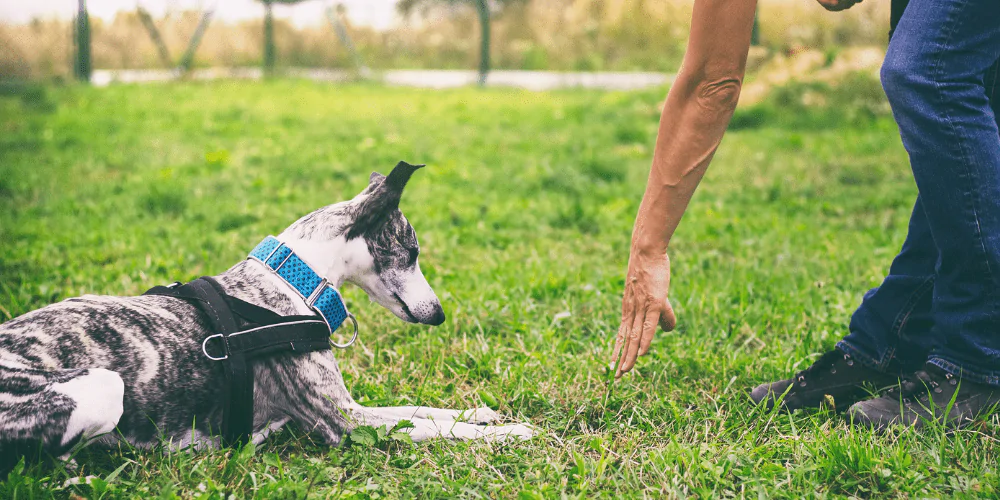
left=794, top=351, right=854, bottom=387
left=884, top=368, right=956, bottom=403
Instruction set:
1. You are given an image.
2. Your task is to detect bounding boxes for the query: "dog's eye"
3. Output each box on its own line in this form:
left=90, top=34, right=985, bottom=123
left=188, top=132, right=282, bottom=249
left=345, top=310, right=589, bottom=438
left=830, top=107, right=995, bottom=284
left=408, top=248, right=419, bottom=262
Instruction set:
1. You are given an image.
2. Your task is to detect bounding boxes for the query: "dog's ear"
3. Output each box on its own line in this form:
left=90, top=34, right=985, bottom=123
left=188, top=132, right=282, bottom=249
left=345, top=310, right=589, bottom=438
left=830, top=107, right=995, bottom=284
left=361, top=171, right=386, bottom=195
left=382, top=161, right=424, bottom=200
left=348, top=161, right=424, bottom=239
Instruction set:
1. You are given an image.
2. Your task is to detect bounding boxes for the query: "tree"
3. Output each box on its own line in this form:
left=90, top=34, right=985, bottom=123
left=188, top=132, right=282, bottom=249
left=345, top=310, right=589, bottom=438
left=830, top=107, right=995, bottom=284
left=136, top=6, right=173, bottom=68
left=258, top=0, right=307, bottom=75
left=398, top=0, right=526, bottom=86
left=136, top=5, right=217, bottom=75
left=176, top=8, right=215, bottom=73
left=74, top=0, right=91, bottom=82
left=326, top=4, right=370, bottom=75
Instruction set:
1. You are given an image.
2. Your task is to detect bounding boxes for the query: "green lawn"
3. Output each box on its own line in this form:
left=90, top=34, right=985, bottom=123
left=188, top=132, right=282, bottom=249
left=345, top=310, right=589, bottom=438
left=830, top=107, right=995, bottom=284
left=1, top=80, right=996, bottom=498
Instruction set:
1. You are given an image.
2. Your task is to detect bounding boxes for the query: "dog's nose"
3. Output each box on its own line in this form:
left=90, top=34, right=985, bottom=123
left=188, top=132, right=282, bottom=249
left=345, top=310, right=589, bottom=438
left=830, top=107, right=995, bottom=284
left=425, top=304, right=446, bottom=326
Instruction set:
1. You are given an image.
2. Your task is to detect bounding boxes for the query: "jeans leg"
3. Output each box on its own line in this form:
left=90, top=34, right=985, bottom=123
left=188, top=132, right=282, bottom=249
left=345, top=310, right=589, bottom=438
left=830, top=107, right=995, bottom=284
left=989, top=58, right=1000, bottom=130
left=880, top=0, right=1000, bottom=385
left=837, top=0, right=937, bottom=372
left=839, top=197, right=936, bottom=372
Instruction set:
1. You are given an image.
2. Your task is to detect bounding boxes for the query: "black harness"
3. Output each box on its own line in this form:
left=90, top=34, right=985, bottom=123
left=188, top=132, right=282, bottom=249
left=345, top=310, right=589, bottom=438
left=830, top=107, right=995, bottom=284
left=144, top=276, right=335, bottom=446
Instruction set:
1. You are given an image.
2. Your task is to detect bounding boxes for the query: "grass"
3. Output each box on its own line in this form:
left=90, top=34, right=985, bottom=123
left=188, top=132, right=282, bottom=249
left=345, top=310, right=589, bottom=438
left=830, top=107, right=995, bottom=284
left=1, top=79, right=998, bottom=498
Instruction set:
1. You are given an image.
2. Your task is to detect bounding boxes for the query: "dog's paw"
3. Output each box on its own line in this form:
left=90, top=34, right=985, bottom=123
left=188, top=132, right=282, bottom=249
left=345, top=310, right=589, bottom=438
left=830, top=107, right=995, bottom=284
left=63, top=475, right=97, bottom=487
left=482, top=423, right=536, bottom=442
left=463, top=407, right=501, bottom=425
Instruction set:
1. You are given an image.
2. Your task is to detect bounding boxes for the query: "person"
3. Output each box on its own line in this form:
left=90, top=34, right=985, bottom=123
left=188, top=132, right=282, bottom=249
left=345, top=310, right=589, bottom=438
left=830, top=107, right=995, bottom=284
left=611, top=0, right=1000, bottom=429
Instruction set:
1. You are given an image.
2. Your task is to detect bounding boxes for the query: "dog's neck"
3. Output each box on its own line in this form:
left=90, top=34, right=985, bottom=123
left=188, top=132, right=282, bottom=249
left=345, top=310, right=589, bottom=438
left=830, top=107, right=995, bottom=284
left=214, top=233, right=368, bottom=317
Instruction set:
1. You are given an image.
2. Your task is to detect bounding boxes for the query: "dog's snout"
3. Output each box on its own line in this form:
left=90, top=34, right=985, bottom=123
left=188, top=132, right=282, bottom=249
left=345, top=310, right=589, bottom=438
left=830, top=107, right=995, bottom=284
left=400, top=296, right=445, bottom=326
left=425, top=304, right=445, bottom=326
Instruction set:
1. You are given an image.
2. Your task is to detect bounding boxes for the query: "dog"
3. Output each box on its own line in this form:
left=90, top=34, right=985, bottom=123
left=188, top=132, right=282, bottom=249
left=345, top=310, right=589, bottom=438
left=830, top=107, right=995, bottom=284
left=0, top=161, right=533, bottom=471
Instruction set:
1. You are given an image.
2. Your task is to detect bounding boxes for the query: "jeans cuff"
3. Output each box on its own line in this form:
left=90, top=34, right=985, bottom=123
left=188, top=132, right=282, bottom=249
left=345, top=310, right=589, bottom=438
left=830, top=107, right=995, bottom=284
left=836, top=340, right=889, bottom=373
left=927, top=356, right=1000, bottom=387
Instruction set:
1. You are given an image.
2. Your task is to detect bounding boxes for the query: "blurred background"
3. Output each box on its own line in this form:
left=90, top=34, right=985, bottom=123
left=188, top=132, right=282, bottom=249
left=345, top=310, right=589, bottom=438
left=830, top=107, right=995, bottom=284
left=2, top=0, right=889, bottom=85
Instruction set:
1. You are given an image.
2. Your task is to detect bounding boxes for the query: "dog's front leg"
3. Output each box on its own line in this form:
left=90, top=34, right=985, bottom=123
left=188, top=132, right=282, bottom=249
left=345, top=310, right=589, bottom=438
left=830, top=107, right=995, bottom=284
left=342, top=405, right=502, bottom=424
left=263, top=352, right=534, bottom=445
left=257, top=351, right=358, bottom=446
left=345, top=408, right=535, bottom=443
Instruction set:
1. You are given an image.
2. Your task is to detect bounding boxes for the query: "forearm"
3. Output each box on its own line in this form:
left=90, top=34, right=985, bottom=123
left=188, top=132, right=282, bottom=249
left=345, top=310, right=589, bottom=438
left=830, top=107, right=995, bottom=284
left=632, top=0, right=758, bottom=254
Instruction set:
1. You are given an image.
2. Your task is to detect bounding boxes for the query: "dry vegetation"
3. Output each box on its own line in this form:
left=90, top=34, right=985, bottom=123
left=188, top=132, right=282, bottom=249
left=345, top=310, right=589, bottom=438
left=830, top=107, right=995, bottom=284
left=1, top=0, right=889, bottom=80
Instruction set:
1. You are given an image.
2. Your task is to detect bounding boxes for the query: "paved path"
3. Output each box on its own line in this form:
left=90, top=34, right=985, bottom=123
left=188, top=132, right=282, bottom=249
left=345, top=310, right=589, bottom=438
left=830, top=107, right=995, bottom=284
left=92, top=68, right=674, bottom=91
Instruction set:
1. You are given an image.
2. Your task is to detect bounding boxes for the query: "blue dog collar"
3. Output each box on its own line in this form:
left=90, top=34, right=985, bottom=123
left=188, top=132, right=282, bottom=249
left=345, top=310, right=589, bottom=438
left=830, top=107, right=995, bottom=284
left=248, top=236, right=358, bottom=347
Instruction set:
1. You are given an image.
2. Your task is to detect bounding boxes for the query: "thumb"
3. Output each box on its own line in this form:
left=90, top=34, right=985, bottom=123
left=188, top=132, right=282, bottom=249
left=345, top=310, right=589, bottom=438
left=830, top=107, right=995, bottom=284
left=659, top=298, right=677, bottom=332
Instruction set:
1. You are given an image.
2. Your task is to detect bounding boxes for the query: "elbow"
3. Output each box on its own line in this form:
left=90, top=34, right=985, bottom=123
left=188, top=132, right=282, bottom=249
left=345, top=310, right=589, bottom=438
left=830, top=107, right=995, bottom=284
left=694, top=77, right=743, bottom=112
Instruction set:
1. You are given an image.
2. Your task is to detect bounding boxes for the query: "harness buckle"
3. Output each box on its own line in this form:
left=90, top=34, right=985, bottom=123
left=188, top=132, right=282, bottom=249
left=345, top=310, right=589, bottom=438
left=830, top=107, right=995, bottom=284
left=262, top=241, right=283, bottom=265
left=306, top=278, right=328, bottom=306
left=331, top=313, right=359, bottom=349
left=201, top=333, right=229, bottom=361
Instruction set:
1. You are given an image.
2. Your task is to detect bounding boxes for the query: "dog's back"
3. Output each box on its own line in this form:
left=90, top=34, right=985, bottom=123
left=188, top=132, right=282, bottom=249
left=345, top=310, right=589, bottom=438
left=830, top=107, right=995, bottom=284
left=0, top=293, right=224, bottom=465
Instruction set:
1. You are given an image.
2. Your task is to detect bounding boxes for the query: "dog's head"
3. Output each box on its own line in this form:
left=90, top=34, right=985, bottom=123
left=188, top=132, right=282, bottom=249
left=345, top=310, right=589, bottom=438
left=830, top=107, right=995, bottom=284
left=282, top=161, right=445, bottom=326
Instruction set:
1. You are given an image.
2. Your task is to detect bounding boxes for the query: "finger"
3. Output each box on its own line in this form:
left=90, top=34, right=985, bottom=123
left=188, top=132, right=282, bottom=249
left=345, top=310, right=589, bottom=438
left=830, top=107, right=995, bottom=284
left=610, top=321, right=627, bottom=373
left=659, top=298, right=677, bottom=332
left=611, top=286, right=635, bottom=372
left=637, top=308, right=660, bottom=357
left=615, top=293, right=641, bottom=378
left=614, top=318, right=633, bottom=378
left=617, top=302, right=648, bottom=377
left=614, top=320, right=631, bottom=378
left=623, top=308, right=659, bottom=370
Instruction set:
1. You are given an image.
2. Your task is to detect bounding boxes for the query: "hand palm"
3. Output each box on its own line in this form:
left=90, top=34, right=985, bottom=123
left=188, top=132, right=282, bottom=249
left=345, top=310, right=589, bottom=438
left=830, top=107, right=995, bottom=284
left=611, top=250, right=676, bottom=378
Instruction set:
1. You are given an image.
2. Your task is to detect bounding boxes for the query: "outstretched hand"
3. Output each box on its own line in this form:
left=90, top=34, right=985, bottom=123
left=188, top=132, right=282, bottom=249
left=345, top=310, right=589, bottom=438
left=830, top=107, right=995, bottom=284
left=611, top=247, right=677, bottom=378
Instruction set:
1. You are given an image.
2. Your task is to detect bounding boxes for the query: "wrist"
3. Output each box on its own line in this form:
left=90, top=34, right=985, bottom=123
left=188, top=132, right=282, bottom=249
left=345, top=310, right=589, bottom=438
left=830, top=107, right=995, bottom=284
left=631, top=235, right=668, bottom=257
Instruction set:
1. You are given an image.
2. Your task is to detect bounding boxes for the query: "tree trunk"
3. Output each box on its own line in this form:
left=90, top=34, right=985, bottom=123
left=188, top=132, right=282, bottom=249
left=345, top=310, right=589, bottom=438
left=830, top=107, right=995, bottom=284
left=137, top=7, right=173, bottom=68
left=74, top=0, right=91, bottom=83
left=263, top=1, right=275, bottom=75
left=178, top=8, right=215, bottom=74
left=326, top=5, right=368, bottom=74
left=474, top=0, right=490, bottom=86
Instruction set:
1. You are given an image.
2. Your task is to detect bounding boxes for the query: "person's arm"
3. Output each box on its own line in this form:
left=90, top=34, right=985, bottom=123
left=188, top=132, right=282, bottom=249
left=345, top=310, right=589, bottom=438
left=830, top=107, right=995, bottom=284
left=611, top=0, right=758, bottom=378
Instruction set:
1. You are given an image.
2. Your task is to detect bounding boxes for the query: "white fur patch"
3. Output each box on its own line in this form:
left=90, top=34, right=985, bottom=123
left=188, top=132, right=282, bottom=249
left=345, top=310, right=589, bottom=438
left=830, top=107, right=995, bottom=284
left=50, top=368, right=125, bottom=447
left=394, top=262, right=442, bottom=321
left=480, top=423, right=536, bottom=442
left=168, top=429, right=218, bottom=451
left=252, top=417, right=290, bottom=445
left=404, top=420, right=536, bottom=443
left=463, top=407, right=501, bottom=425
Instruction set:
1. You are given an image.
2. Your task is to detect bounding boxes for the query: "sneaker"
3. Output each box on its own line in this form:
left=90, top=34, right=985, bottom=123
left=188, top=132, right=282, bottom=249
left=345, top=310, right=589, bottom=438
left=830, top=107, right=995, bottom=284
left=750, top=349, right=899, bottom=411
left=848, top=362, right=1000, bottom=430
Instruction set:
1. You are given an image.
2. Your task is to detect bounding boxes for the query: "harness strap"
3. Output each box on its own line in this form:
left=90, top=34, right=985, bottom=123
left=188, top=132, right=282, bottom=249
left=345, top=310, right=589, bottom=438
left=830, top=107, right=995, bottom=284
left=195, top=278, right=253, bottom=446
left=144, top=276, right=335, bottom=447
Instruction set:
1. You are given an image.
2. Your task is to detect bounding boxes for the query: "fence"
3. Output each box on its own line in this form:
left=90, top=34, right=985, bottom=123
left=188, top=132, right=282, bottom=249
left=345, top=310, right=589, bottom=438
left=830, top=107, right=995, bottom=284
left=0, top=0, right=890, bottom=82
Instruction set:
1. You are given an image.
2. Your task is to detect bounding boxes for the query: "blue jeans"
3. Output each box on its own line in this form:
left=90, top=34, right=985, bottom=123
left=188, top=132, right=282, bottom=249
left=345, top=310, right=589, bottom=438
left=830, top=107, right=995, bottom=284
left=838, top=0, right=1000, bottom=385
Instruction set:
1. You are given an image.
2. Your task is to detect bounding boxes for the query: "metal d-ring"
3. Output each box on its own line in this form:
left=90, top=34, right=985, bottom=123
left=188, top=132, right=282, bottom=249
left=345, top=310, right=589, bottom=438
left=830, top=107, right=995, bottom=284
left=331, top=313, right=359, bottom=349
left=201, top=333, right=229, bottom=361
